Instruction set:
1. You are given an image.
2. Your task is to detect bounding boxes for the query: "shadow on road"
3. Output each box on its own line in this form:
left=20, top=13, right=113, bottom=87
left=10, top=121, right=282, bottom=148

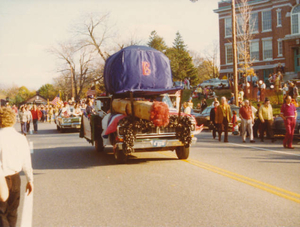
left=32, top=146, right=178, bottom=170
left=242, top=153, right=300, bottom=163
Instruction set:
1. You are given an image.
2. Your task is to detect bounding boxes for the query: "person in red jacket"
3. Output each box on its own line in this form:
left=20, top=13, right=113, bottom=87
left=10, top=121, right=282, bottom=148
left=280, top=96, right=297, bottom=149
left=31, top=104, right=42, bottom=133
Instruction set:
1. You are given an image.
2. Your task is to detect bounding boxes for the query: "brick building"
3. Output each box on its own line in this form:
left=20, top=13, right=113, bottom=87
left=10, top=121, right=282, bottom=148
left=214, top=0, right=300, bottom=83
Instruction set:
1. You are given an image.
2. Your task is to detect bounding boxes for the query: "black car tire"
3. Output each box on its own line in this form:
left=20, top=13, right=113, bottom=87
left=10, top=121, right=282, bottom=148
left=176, top=146, right=190, bottom=159
left=95, top=136, right=104, bottom=152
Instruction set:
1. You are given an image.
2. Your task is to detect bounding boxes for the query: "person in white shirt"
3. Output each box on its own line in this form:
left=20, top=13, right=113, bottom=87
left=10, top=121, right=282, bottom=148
left=0, top=107, right=33, bottom=227
left=61, top=102, right=71, bottom=117
left=18, top=106, right=28, bottom=135
left=183, top=102, right=191, bottom=114
left=25, top=106, right=32, bottom=134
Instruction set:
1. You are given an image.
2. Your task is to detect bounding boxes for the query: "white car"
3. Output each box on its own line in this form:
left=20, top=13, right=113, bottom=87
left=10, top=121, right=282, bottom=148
left=200, top=78, right=229, bottom=88
left=55, top=107, right=81, bottom=132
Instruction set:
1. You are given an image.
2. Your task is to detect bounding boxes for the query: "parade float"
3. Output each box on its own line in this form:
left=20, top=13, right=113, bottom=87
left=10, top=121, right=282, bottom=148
left=80, top=45, right=202, bottom=163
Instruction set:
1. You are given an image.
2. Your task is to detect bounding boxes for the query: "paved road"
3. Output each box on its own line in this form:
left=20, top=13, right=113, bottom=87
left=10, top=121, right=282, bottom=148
left=15, top=122, right=300, bottom=227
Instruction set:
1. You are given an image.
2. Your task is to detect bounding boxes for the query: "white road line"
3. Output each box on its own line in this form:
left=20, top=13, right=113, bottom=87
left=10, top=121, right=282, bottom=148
left=20, top=193, right=33, bottom=227
left=229, top=143, right=300, bottom=157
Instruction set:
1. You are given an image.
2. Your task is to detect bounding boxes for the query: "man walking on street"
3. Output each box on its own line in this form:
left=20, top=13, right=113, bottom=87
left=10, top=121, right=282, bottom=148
left=216, top=97, right=231, bottom=142
left=31, top=104, right=42, bottom=133
left=0, top=107, right=34, bottom=227
left=280, top=96, right=297, bottom=149
left=239, top=100, right=255, bottom=143
left=259, top=98, right=275, bottom=142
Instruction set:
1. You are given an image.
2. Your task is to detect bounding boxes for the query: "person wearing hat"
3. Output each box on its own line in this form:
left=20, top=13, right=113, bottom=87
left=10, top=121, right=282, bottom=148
left=280, top=96, right=297, bottom=149
left=258, top=98, right=275, bottom=142
left=0, top=107, right=33, bottom=226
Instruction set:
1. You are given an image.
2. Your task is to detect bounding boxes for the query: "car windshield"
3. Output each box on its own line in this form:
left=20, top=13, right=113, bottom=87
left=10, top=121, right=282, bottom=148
left=156, top=94, right=174, bottom=109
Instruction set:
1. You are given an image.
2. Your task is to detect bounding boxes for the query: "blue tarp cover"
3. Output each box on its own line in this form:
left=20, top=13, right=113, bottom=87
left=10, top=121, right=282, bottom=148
left=104, top=45, right=178, bottom=95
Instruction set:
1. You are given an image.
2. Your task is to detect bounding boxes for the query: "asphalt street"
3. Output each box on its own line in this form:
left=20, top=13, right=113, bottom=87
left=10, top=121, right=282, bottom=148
left=15, top=122, right=300, bottom=227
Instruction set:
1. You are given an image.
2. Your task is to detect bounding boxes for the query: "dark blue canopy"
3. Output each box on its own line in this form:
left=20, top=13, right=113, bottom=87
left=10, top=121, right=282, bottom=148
left=104, top=45, right=179, bottom=95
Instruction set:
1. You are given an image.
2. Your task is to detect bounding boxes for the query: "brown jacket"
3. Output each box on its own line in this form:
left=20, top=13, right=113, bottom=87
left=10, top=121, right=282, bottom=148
left=215, top=104, right=232, bottom=124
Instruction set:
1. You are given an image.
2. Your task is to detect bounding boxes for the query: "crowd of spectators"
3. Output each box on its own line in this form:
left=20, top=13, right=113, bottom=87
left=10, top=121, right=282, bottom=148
left=1, top=98, right=92, bottom=136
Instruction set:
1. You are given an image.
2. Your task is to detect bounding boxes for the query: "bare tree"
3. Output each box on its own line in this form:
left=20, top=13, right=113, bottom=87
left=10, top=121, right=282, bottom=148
left=203, top=41, right=220, bottom=78
left=190, top=50, right=219, bottom=82
left=76, top=13, right=115, bottom=62
left=49, top=42, right=96, bottom=100
left=236, top=0, right=256, bottom=83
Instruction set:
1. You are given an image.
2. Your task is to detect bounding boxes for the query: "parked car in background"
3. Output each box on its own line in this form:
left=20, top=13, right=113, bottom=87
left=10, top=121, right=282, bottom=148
left=173, top=81, right=184, bottom=87
left=200, top=78, right=229, bottom=89
left=192, top=105, right=241, bottom=128
left=55, top=107, right=82, bottom=132
left=272, top=107, right=300, bottom=136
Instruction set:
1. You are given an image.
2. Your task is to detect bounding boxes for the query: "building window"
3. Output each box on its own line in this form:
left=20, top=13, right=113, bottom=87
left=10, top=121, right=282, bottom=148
left=225, top=45, right=233, bottom=64
left=262, top=10, right=272, bottom=31
left=277, top=9, right=282, bottom=27
left=225, top=17, right=232, bottom=37
left=250, top=12, right=259, bottom=33
left=291, top=5, right=300, bottom=34
left=278, top=40, right=283, bottom=56
left=263, top=39, right=273, bottom=60
left=250, top=41, right=259, bottom=61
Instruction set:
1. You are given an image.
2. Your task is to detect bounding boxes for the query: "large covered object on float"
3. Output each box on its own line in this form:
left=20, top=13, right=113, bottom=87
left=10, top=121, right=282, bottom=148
left=104, top=45, right=180, bottom=96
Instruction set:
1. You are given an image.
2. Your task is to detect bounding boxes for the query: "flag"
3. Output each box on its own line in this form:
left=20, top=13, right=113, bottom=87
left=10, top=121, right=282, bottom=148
left=51, top=94, right=61, bottom=106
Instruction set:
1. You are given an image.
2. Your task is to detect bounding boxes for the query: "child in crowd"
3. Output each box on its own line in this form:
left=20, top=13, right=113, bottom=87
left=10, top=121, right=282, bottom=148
left=232, top=110, right=238, bottom=135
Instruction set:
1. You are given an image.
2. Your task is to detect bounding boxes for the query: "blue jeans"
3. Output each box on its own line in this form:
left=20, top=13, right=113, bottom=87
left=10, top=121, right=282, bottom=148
left=33, top=119, right=38, bottom=132
left=21, top=122, right=27, bottom=135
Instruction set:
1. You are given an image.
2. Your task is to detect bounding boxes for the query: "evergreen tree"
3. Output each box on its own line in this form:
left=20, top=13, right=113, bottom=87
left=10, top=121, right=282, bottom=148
left=166, top=32, right=198, bottom=85
left=147, top=30, right=168, bottom=52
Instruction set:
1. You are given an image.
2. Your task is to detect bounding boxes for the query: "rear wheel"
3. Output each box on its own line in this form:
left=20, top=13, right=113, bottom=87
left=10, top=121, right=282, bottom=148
left=176, top=146, right=190, bottom=159
left=95, top=137, right=104, bottom=152
left=114, top=148, right=128, bottom=164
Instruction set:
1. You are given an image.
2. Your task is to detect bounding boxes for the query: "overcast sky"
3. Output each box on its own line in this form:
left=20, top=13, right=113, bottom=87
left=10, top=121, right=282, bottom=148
left=0, top=0, right=220, bottom=90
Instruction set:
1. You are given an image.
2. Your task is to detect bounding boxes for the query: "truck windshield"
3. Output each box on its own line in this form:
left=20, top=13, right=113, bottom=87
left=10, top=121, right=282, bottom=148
left=155, top=94, right=174, bottom=109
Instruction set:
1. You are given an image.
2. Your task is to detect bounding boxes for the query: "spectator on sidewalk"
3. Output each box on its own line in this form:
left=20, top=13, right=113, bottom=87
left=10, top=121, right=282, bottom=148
left=280, top=96, right=297, bottom=149
left=259, top=98, right=275, bottom=142
left=231, top=110, right=238, bottom=135
left=216, top=97, right=231, bottom=143
left=253, top=103, right=261, bottom=138
left=210, top=101, right=219, bottom=139
left=18, top=106, right=28, bottom=136
left=200, top=99, right=207, bottom=112
left=239, top=100, right=255, bottom=143
left=48, top=105, right=54, bottom=123
left=0, top=107, right=34, bottom=227
left=31, top=104, right=42, bottom=133
left=260, top=81, right=266, bottom=102
left=25, top=106, right=32, bottom=134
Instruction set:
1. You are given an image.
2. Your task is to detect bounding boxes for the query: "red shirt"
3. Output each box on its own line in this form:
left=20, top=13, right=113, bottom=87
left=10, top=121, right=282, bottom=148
left=281, top=103, right=296, bottom=117
left=31, top=109, right=42, bottom=120
left=239, top=105, right=252, bottom=120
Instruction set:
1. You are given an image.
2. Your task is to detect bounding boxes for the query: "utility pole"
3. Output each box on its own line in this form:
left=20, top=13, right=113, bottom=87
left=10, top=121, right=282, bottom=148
left=231, top=0, right=239, bottom=106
